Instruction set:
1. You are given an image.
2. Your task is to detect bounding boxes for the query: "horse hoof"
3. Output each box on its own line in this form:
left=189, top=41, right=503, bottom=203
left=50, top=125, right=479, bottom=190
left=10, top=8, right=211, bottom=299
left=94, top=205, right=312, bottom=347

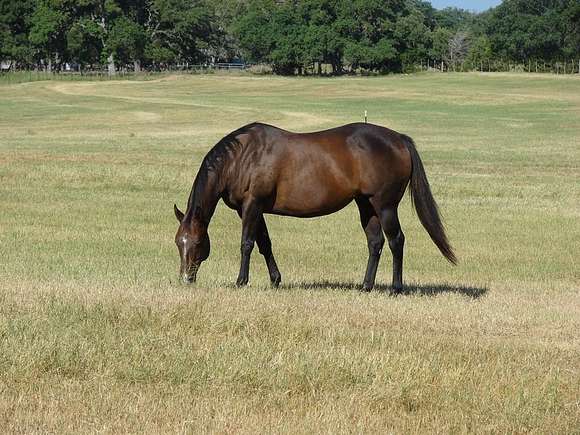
left=270, top=274, right=281, bottom=288
left=392, top=286, right=403, bottom=295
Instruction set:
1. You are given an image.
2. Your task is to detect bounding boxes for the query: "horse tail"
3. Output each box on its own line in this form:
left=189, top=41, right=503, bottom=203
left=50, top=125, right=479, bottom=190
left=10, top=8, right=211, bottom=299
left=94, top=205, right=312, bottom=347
left=401, top=134, right=457, bottom=264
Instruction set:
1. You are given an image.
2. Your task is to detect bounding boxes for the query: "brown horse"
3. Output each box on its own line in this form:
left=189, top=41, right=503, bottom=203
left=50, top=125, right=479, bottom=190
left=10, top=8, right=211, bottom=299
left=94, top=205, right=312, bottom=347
left=174, top=122, right=456, bottom=291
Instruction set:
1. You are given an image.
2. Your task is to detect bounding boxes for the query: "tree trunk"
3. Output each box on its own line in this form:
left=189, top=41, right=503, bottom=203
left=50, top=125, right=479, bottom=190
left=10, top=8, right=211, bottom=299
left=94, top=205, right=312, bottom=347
left=107, top=53, right=116, bottom=76
left=134, top=60, right=141, bottom=73
left=47, top=56, right=52, bottom=73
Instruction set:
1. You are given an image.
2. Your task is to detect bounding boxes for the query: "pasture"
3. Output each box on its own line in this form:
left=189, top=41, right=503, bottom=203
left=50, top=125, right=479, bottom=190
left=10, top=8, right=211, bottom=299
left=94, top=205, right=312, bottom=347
left=0, top=72, right=579, bottom=433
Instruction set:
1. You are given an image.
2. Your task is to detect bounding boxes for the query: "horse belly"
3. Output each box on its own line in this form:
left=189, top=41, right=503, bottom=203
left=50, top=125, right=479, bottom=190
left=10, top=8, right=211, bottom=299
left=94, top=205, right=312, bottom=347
left=271, top=175, right=356, bottom=217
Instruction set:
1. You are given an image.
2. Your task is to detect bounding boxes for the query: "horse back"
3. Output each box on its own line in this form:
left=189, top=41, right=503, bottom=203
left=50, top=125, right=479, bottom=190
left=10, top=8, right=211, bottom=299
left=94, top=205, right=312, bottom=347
left=228, top=123, right=412, bottom=216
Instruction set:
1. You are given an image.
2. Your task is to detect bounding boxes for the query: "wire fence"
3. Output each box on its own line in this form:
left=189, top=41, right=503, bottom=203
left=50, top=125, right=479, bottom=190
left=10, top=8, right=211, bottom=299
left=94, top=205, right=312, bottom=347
left=1, top=60, right=579, bottom=83
left=418, top=59, right=580, bottom=74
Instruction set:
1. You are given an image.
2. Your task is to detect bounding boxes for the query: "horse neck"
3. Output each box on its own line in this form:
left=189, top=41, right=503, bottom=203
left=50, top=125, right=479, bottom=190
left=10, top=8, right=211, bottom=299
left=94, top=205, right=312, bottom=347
left=186, top=165, right=222, bottom=226
left=186, top=131, right=246, bottom=225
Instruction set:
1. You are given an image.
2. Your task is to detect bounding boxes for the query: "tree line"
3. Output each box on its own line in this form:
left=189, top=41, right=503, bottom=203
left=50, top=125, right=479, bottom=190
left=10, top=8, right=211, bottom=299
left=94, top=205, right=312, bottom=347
left=1, top=0, right=578, bottom=75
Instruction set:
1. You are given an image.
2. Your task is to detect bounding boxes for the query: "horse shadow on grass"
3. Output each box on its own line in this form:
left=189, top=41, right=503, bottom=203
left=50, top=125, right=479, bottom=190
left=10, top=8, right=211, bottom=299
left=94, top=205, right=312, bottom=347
left=280, top=281, right=488, bottom=299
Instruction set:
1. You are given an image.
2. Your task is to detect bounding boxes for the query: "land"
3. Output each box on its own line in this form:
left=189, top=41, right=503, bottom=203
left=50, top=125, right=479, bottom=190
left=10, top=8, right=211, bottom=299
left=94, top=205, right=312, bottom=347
left=0, top=72, right=579, bottom=433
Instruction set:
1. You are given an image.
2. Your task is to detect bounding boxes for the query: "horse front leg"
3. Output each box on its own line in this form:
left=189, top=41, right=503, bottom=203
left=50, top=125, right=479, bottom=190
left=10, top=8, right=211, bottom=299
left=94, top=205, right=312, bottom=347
left=236, top=197, right=261, bottom=287
left=256, top=216, right=282, bottom=287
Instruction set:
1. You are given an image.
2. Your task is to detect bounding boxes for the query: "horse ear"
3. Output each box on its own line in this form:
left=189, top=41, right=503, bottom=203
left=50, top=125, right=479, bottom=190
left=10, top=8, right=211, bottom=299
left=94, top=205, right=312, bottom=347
left=174, top=204, right=184, bottom=222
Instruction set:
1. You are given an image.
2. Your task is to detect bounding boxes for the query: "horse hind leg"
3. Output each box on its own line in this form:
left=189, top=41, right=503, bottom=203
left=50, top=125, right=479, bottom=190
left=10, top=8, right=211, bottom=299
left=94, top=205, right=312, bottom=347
left=373, top=205, right=405, bottom=293
left=355, top=197, right=385, bottom=291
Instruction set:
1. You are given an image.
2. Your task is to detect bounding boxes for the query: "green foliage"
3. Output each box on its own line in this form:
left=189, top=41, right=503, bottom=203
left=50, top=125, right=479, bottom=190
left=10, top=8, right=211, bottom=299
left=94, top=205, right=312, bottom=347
left=66, top=17, right=103, bottom=67
left=434, top=6, right=476, bottom=31
left=144, top=0, right=217, bottom=64
left=233, top=0, right=275, bottom=64
left=28, top=0, right=68, bottom=64
left=1, top=0, right=579, bottom=74
left=430, top=27, right=452, bottom=63
left=395, top=8, right=431, bottom=71
left=269, top=2, right=308, bottom=74
left=560, top=0, right=580, bottom=58
left=107, top=16, right=145, bottom=65
left=339, top=0, right=402, bottom=72
left=465, top=35, right=492, bottom=69
left=485, top=0, right=580, bottom=62
left=0, top=0, right=36, bottom=65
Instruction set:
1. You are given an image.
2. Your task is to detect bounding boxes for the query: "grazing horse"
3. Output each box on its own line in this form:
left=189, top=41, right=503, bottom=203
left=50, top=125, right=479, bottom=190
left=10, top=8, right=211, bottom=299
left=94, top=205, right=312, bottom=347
left=174, top=122, right=456, bottom=291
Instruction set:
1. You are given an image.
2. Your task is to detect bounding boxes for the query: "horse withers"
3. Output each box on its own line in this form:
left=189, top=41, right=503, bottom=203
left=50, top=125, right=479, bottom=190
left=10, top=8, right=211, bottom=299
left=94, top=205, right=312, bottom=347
left=174, top=122, right=456, bottom=291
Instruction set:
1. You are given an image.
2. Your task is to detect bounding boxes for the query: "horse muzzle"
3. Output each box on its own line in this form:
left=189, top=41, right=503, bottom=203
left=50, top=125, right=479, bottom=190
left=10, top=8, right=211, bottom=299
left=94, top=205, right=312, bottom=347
left=181, top=264, right=199, bottom=284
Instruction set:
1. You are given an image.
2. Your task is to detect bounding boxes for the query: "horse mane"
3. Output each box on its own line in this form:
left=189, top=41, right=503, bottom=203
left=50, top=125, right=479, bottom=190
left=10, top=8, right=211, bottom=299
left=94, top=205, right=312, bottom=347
left=185, top=122, right=260, bottom=221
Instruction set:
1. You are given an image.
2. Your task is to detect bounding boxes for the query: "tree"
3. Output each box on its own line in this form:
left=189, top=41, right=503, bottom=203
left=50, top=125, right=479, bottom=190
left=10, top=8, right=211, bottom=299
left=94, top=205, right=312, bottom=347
left=434, top=6, right=476, bottom=32
left=1, top=0, right=578, bottom=75
left=561, top=0, right=580, bottom=58
left=207, top=0, right=251, bottom=62
left=430, top=27, right=452, bottom=68
left=268, top=3, right=306, bottom=74
left=299, top=0, right=344, bottom=74
left=446, top=31, right=470, bottom=70
left=0, top=0, right=36, bottom=68
left=64, top=0, right=151, bottom=74
left=233, top=0, right=275, bottom=64
left=108, top=16, right=146, bottom=71
left=145, top=0, right=216, bottom=67
left=66, top=18, right=103, bottom=71
left=394, top=7, right=431, bottom=71
left=30, top=0, right=120, bottom=74
left=465, top=35, right=492, bottom=70
left=485, top=0, right=580, bottom=63
left=28, top=0, right=68, bottom=71
left=110, top=0, right=151, bottom=71
left=337, top=0, right=408, bottom=73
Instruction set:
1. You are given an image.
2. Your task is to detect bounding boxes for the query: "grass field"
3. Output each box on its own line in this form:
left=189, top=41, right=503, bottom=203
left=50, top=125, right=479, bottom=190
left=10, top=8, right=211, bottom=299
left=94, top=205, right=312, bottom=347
left=0, top=72, right=579, bottom=433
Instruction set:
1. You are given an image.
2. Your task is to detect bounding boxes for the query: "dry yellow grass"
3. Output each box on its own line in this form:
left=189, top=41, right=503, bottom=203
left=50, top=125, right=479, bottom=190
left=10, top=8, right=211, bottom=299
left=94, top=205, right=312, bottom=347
left=0, top=72, right=579, bottom=433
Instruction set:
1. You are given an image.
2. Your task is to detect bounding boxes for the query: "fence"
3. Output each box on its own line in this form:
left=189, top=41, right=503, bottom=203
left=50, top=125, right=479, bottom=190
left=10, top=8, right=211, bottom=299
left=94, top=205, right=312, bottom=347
left=417, top=59, right=580, bottom=74
left=2, top=60, right=579, bottom=80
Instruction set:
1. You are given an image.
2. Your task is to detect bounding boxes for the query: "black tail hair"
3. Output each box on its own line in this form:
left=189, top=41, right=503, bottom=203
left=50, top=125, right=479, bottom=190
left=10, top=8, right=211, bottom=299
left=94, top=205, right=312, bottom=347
left=401, top=134, right=457, bottom=264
